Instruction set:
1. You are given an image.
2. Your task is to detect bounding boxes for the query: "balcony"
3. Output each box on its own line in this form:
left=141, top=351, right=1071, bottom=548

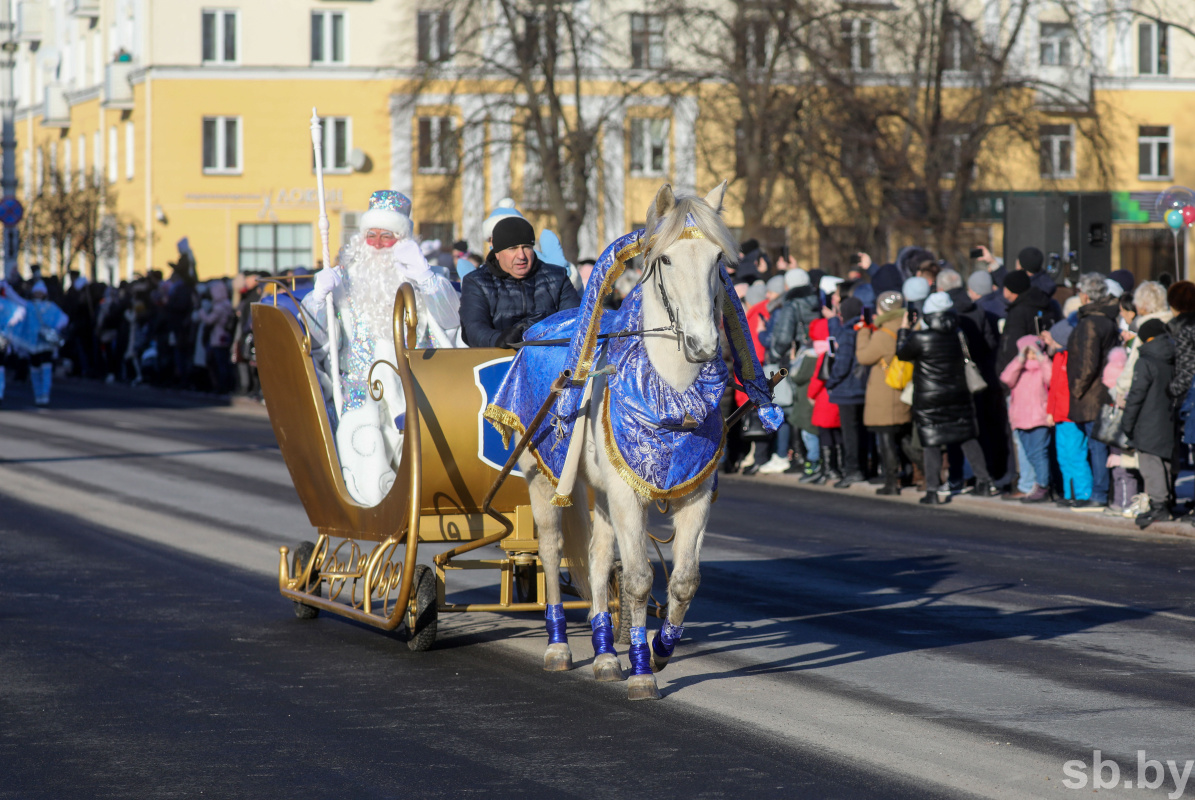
left=42, top=85, right=70, bottom=127
left=103, top=62, right=135, bottom=109
left=16, top=1, right=44, bottom=43
left=67, top=0, right=100, bottom=18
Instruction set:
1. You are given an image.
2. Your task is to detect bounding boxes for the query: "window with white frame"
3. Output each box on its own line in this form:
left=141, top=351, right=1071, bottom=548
left=630, top=117, right=669, bottom=176
left=417, top=11, right=451, bottom=63
left=630, top=13, right=665, bottom=69
left=63, top=139, right=72, bottom=183
left=840, top=18, right=875, bottom=71
left=1138, top=125, right=1171, bottom=179
left=1039, top=124, right=1074, bottom=178
left=1039, top=22, right=1074, bottom=66
left=124, top=122, right=134, bottom=180
left=1139, top=22, right=1168, bottom=75
left=202, top=116, right=241, bottom=174
left=202, top=9, right=238, bottom=64
left=238, top=223, right=313, bottom=273
left=311, top=11, right=346, bottom=65
left=418, top=116, right=457, bottom=173
left=313, top=116, right=351, bottom=172
left=944, top=15, right=975, bottom=71
left=107, top=126, right=118, bottom=183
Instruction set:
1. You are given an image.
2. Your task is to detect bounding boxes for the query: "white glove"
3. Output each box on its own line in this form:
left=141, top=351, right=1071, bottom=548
left=311, top=267, right=342, bottom=304
left=392, top=239, right=432, bottom=283
left=9, top=305, right=25, bottom=325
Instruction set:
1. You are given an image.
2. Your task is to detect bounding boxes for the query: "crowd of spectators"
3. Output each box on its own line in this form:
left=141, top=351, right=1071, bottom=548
left=730, top=239, right=1195, bottom=529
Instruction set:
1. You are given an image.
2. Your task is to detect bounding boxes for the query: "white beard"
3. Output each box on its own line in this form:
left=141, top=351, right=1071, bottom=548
left=343, top=238, right=403, bottom=346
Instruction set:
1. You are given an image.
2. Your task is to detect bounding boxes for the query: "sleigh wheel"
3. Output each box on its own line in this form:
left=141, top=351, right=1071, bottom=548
left=610, top=561, right=633, bottom=646
left=291, top=541, right=321, bottom=620
left=406, top=565, right=438, bottom=652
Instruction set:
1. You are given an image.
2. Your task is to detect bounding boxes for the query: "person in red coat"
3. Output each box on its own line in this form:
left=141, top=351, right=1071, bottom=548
left=807, top=318, right=842, bottom=484
left=1043, top=321, right=1093, bottom=506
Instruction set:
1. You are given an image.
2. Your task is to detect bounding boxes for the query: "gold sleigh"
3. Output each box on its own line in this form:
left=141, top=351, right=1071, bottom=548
left=252, top=282, right=595, bottom=650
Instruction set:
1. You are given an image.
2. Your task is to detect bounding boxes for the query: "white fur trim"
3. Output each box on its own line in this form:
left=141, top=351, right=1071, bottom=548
left=360, top=209, right=412, bottom=238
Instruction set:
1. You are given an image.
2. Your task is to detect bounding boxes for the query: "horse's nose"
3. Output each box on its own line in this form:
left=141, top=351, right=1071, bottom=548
left=684, top=334, right=716, bottom=362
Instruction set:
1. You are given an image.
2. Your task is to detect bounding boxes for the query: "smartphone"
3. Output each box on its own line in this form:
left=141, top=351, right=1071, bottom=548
left=908, top=308, right=919, bottom=326
left=849, top=253, right=862, bottom=266
left=782, top=245, right=790, bottom=260
left=970, top=247, right=984, bottom=259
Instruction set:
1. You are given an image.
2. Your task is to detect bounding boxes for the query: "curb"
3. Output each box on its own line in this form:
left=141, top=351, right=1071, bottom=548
left=729, top=470, right=1195, bottom=541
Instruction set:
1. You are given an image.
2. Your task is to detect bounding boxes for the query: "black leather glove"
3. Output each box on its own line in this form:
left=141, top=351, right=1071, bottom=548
left=498, top=321, right=530, bottom=349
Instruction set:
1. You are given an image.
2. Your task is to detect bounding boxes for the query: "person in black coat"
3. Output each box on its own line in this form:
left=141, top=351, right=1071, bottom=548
left=996, top=269, right=1058, bottom=375
left=1122, top=319, right=1177, bottom=528
left=896, top=292, right=997, bottom=505
left=460, top=217, right=581, bottom=348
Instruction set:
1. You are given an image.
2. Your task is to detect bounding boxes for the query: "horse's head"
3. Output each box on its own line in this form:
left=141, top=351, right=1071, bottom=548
left=642, top=182, right=737, bottom=364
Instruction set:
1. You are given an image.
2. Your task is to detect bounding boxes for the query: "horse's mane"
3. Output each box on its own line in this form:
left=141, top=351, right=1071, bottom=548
left=643, top=194, right=740, bottom=268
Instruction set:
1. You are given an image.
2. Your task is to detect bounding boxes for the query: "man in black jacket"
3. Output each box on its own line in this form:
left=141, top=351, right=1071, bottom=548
left=996, top=269, right=1058, bottom=375
left=460, top=217, right=581, bottom=348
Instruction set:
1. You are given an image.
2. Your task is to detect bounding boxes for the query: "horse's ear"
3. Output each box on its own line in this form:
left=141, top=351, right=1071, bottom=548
left=704, top=181, right=728, bottom=214
left=649, top=184, right=675, bottom=220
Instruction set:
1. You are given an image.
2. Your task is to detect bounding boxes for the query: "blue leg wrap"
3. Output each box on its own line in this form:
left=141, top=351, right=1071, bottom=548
left=652, top=621, right=684, bottom=660
left=629, top=626, right=652, bottom=675
left=590, top=612, right=616, bottom=656
left=545, top=603, right=567, bottom=645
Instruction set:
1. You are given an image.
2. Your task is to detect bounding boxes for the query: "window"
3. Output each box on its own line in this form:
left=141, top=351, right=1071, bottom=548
left=1138, top=125, right=1171, bottom=179
left=944, top=15, right=976, bottom=71
left=63, top=139, right=72, bottom=182
left=417, top=116, right=457, bottom=172
left=107, top=126, right=118, bottom=184
left=630, top=118, right=669, bottom=176
left=1039, top=124, right=1074, bottom=178
left=238, top=223, right=313, bottom=273
left=202, top=116, right=241, bottom=174
left=312, top=116, right=351, bottom=172
left=311, top=11, right=346, bottom=64
left=840, top=18, right=875, bottom=71
left=77, top=134, right=85, bottom=190
left=1139, top=22, right=1168, bottom=76
left=93, top=131, right=101, bottom=186
left=1039, top=23, right=1074, bottom=66
left=737, top=17, right=772, bottom=71
left=124, top=122, right=134, bottom=180
left=630, top=13, right=665, bottom=69
left=201, top=9, right=238, bottom=63
left=417, top=11, right=451, bottom=63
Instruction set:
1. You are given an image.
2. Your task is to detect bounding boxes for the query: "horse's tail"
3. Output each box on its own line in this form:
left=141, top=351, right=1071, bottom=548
left=561, top=485, right=592, bottom=601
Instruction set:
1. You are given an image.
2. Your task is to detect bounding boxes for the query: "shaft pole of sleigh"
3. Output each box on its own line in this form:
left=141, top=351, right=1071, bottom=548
left=310, top=107, right=344, bottom=421
left=725, top=369, right=788, bottom=429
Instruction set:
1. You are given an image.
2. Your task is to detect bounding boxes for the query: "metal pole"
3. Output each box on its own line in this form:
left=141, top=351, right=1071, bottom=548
left=0, top=0, right=16, bottom=281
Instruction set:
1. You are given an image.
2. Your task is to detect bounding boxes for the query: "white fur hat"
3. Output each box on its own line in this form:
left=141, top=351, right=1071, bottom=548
left=359, top=190, right=412, bottom=236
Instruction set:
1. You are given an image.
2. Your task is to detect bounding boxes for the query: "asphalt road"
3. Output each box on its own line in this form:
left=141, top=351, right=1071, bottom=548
left=2, top=380, right=1195, bottom=798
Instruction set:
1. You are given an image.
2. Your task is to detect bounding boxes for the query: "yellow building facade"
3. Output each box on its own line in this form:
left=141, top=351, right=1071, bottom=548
left=11, top=0, right=1195, bottom=281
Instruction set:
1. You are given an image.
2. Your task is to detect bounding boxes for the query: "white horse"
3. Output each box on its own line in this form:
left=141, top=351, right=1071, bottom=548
left=519, top=182, right=741, bottom=700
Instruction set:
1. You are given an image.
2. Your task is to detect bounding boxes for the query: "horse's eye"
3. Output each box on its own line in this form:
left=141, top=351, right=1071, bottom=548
left=660, top=255, right=672, bottom=266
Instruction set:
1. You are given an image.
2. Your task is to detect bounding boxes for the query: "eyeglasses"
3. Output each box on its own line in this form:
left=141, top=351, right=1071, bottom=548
left=365, top=229, right=399, bottom=249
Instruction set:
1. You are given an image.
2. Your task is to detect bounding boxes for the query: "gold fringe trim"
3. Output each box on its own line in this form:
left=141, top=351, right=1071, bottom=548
left=482, top=403, right=560, bottom=486
left=550, top=493, right=573, bottom=507
left=600, top=388, right=723, bottom=501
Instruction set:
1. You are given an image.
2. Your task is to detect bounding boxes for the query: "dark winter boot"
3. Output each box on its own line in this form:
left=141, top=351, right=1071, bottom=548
left=919, top=491, right=950, bottom=505
left=1135, top=501, right=1173, bottom=529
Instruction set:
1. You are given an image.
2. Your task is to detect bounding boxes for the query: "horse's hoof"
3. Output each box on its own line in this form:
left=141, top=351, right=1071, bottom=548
left=627, top=674, right=660, bottom=700
left=592, top=652, right=624, bottom=682
left=543, top=643, right=573, bottom=672
left=650, top=633, right=671, bottom=673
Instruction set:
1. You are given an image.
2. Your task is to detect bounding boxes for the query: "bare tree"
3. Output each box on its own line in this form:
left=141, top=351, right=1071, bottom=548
left=22, top=146, right=135, bottom=281
left=409, top=0, right=663, bottom=262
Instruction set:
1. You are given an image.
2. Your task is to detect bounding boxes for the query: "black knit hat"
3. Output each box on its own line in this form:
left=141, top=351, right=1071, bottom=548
left=491, top=217, right=536, bottom=253
left=1004, top=269, right=1032, bottom=295
left=1017, top=246, right=1044, bottom=274
left=1138, top=318, right=1167, bottom=342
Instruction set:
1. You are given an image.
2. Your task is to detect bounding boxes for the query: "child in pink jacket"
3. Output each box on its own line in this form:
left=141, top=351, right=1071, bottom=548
left=1001, top=334, right=1052, bottom=502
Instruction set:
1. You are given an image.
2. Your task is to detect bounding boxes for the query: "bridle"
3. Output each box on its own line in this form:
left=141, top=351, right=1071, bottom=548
left=642, top=256, right=683, bottom=349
